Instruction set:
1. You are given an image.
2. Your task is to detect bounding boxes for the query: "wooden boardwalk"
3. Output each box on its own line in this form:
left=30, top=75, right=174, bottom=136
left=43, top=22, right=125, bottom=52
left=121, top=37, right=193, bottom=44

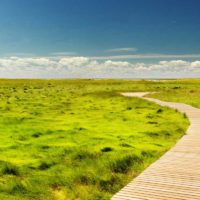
left=111, top=92, right=200, bottom=200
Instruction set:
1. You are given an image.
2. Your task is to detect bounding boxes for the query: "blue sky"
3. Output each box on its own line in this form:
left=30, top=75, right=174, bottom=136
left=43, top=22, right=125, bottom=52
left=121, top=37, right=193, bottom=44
left=0, top=0, right=200, bottom=78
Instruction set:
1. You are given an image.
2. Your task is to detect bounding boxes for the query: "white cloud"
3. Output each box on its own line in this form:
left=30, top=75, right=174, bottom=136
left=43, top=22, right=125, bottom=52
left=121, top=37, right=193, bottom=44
left=58, top=57, right=90, bottom=68
left=0, top=56, right=200, bottom=78
left=104, top=60, right=130, bottom=67
left=159, top=60, right=188, bottom=66
left=148, top=60, right=190, bottom=72
left=90, top=54, right=200, bottom=60
left=105, top=48, right=138, bottom=53
left=191, top=61, right=200, bottom=68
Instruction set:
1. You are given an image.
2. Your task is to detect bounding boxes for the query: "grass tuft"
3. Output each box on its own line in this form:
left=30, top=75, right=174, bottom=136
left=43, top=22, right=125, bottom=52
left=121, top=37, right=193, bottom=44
left=101, top=147, right=113, bottom=152
left=110, top=155, right=142, bottom=173
left=0, top=162, right=20, bottom=176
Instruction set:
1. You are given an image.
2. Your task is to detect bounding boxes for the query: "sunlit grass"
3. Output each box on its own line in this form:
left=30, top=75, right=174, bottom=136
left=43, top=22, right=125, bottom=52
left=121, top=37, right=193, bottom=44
left=0, top=79, right=190, bottom=199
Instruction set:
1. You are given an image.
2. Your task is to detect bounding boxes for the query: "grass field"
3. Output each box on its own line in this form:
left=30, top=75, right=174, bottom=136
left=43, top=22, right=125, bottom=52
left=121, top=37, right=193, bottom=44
left=0, top=79, right=191, bottom=200
left=147, top=79, right=200, bottom=108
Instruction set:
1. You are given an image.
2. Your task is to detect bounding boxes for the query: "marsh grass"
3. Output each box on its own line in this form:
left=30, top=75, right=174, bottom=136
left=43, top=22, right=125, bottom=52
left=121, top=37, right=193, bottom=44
left=0, top=79, right=190, bottom=199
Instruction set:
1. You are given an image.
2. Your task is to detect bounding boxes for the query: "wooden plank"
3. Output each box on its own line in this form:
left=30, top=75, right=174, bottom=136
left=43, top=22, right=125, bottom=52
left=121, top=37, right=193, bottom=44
left=111, top=92, right=200, bottom=200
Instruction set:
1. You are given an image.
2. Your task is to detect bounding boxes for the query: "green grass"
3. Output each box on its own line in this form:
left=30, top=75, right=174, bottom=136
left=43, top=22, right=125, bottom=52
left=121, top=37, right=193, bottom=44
left=147, top=79, right=200, bottom=108
left=0, top=79, right=190, bottom=200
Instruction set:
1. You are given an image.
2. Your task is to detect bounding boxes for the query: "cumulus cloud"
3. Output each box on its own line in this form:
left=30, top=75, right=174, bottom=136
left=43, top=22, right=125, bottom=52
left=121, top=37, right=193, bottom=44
left=191, top=61, right=200, bottom=68
left=104, top=60, right=130, bottom=67
left=59, top=57, right=89, bottom=67
left=0, top=56, right=200, bottom=78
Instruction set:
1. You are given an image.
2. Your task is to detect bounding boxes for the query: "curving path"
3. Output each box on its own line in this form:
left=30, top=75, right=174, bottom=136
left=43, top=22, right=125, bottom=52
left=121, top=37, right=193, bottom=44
left=111, top=92, right=200, bottom=200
